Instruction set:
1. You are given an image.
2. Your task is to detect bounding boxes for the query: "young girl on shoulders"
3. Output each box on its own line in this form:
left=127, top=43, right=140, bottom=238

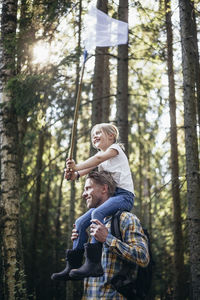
left=51, top=123, right=134, bottom=281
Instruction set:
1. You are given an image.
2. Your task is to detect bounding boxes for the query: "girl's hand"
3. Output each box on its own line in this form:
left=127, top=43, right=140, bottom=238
left=64, top=168, right=76, bottom=180
left=66, top=158, right=76, bottom=171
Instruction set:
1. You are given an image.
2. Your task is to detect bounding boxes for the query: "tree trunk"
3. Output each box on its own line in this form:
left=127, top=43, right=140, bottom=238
left=30, top=130, right=44, bottom=295
left=147, top=151, right=152, bottom=238
left=191, top=9, right=200, bottom=138
left=138, top=112, right=143, bottom=220
left=92, top=0, right=109, bottom=127
left=102, top=51, right=110, bottom=123
left=17, top=0, right=30, bottom=177
left=178, top=0, right=200, bottom=298
left=0, top=0, right=27, bottom=299
left=116, top=0, right=129, bottom=155
left=165, top=1, right=184, bottom=298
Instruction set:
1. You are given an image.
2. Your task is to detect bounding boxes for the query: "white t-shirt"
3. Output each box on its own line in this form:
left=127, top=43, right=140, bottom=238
left=98, top=143, right=134, bottom=194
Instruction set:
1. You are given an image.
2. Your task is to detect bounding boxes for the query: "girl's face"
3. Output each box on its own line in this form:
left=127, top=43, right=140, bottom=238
left=92, top=129, right=114, bottom=151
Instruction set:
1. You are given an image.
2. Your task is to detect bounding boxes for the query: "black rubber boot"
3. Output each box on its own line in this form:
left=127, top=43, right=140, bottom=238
left=51, top=248, right=84, bottom=281
left=69, top=243, right=104, bottom=279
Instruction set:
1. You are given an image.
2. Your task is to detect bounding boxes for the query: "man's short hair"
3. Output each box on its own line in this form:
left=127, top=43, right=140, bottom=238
left=87, top=171, right=116, bottom=197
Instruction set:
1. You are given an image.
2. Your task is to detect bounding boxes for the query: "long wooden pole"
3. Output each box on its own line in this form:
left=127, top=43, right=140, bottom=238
left=68, top=51, right=87, bottom=159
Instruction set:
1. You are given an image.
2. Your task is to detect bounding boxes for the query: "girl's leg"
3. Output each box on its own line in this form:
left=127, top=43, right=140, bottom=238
left=73, top=208, right=94, bottom=249
left=70, top=208, right=104, bottom=278
left=91, top=188, right=134, bottom=243
left=69, top=189, right=134, bottom=279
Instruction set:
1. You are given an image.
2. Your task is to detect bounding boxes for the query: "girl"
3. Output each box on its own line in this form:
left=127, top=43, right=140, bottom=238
left=51, top=123, right=134, bottom=280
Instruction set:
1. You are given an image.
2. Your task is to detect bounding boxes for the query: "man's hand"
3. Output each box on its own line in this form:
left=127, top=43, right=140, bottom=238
left=90, top=219, right=108, bottom=243
left=71, top=225, right=79, bottom=241
left=71, top=225, right=88, bottom=242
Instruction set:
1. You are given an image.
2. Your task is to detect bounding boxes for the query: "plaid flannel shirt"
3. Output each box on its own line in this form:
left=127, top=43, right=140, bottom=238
left=81, top=211, right=150, bottom=300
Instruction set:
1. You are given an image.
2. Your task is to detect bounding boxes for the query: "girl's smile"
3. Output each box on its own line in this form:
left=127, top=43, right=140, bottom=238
left=92, top=130, right=114, bottom=151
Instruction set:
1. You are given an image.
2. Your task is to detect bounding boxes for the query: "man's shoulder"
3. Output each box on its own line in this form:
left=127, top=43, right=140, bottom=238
left=118, top=211, right=142, bottom=230
left=106, top=211, right=140, bottom=228
left=119, top=211, right=138, bottom=221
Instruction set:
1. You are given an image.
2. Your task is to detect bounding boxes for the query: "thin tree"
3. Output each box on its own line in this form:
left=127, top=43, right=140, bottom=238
left=0, top=0, right=27, bottom=298
left=165, top=0, right=184, bottom=298
left=116, top=0, right=129, bottom=155
left=191, top=7, right=200, bottom=138
left=178, top=0, right=200, bottom=298
left=30, top=130, right=44, bottom=295
left=91, top=0, right=109, bottom=158
left=102, top=50, right=110, bottom=123
left=92, top=0, right=110, bottom=127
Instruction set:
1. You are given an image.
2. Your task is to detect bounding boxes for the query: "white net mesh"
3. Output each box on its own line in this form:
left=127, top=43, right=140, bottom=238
left=83, top=1, right=128, bottom=52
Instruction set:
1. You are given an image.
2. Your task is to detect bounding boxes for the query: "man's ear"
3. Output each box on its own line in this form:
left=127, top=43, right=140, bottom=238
left=102, top=184, right=109, bottom=195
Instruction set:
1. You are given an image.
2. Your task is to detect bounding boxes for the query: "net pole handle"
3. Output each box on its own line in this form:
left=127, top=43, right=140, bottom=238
left=68, top=56, right=86, bottom=159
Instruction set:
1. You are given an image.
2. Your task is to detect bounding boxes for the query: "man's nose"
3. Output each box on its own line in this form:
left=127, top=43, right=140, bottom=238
left=82, top=191, right=87, bottom=198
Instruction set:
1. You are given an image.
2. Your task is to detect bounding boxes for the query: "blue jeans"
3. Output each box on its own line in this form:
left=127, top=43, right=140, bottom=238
left=73, top=188, right=134, bottom=249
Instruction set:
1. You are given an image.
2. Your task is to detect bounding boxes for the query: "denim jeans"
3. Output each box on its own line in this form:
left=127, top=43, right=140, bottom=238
left=73, top=188, right=134, bottom=249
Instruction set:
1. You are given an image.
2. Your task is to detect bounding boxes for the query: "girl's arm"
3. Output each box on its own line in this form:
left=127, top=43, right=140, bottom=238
left=67, top=148, right=118, bottom=171
left=78, top=167, right=96, bottom=177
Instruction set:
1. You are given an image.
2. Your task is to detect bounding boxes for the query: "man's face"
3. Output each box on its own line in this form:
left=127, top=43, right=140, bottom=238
left=82, top=178, right=105, bottom=209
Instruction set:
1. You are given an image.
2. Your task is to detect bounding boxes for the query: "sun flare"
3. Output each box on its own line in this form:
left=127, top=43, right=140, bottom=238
left=32, top=42, right=50, bottom=64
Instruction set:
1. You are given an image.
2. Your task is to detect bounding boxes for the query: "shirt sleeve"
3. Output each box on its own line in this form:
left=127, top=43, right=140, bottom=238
left=109, top=143, right=121, bottom=154
left=105, top=212, right=149, bottom=267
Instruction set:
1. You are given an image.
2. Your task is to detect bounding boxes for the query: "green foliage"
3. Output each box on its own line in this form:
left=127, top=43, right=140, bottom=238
left=6, top=74, right=48, bottom=116
left=3, top=32, right=17, bottom=55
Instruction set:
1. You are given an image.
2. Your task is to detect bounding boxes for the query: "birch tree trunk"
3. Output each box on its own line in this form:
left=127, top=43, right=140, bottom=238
left=0, top=0, right=27, bottom=299
left=116, top=0, right=129, bottom=155
left=178, top=0, right=200, bottom=298
left=165, top=1, right=184, bottom=298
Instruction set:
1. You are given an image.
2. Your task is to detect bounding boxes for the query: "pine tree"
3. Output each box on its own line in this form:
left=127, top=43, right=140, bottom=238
left=179, top=0, right=200, bottom=297
left=165, top=0, right=184, bottom=298
left=116, top=0, right=129, bottom=154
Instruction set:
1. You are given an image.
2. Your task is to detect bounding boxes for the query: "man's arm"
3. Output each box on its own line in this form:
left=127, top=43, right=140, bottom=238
left=91, top=213, right=149, bottom=268
left=107, top=212, right=149, bottom=267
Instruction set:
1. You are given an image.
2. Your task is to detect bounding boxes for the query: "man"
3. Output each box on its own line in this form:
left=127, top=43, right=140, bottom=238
left=70, top=171, right=149, bottom=299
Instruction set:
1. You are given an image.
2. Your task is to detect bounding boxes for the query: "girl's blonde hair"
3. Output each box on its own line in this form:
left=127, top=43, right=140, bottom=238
left=91, top=123, right=124, bottom=150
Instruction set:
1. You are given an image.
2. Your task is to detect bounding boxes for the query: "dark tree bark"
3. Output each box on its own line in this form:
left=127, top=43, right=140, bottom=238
left=191, top=9, right=200, bottom=136
left=165, top=1, right=184, bottom=298
left=116, top=0, right=129, bottom=155
left=0, top=0, right=27, bottom=298
left=138, top=110, right=143, bottom=219
left=102, top=52, right=110, bottom=123
left=178, top=0, right=200, bottom=298
left=30, top=131, right=44, bottom=295
left=92, top=0, right=110, bottom=127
